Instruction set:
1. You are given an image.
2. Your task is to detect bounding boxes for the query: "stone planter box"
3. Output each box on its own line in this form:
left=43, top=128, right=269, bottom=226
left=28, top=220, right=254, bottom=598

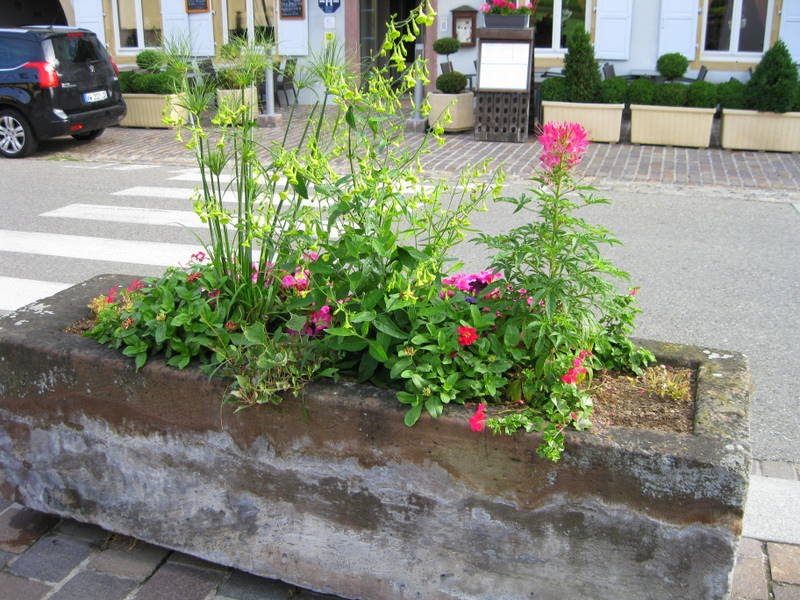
left=216, top=86, right=259, bottom=120
left=0, top=275, right=752, bottom=600
left=631, top=104, right=716, bottom=148
left=542, top=100, right=624, bottom=143
left=427, top=91, right=474, bottom=132
left=120, top=93, right=187, bottom=128
left=721, top=108, right=800, bottom=152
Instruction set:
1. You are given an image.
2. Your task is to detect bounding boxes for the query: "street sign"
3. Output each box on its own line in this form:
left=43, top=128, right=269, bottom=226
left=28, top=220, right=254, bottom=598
left=318, top=0, right=340, bottom=14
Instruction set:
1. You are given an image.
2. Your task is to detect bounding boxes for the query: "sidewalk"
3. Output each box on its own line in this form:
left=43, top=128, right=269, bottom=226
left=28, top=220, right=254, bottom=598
left=4, top=112, right=800, bottom=599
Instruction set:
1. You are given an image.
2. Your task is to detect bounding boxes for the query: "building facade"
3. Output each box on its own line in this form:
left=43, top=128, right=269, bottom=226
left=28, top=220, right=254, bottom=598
left=4, top=1, right=799, bottom=86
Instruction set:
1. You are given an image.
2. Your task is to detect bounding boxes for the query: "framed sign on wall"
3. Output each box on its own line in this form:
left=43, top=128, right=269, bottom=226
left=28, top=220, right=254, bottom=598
left=280, top=0, right=305, bottom=19
left=185, top=0, right=209, bottom=13
left=477, top=40, right=533, bottom=92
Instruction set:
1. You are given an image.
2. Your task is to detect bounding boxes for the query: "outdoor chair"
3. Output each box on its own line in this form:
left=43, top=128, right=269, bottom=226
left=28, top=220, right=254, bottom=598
left=678, top=65, right=708, bottom=83
left=274, top=57, right=297, bottom=106
left=602, top=62, right=636, bottom=80
left=440, top=61, right=454, bottom=75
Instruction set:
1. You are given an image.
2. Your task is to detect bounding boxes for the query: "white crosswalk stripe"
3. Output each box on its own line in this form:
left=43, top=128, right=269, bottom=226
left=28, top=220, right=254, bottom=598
left=0, top=277, right=73, bottom=312
left=41, top=204, right=206, bottom=228
left=0, top=230, right=199, bottom=267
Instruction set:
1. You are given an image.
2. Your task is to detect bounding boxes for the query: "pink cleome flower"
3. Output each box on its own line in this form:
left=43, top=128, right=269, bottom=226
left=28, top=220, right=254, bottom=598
left=441, top=270, right=503, bottom=299
left=126, top=279, right=145, bottom=292
left=469, top=402, right=487, bottom=432
left=538, top=121, right=589, bottom=171
left=303, top=305, right=332, bottom=335
left=561, top=349, right=592, bottom=385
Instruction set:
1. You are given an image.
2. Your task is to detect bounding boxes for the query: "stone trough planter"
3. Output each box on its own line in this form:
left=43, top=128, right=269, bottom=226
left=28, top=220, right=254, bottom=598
left=0, top=275, right=752, bottom=600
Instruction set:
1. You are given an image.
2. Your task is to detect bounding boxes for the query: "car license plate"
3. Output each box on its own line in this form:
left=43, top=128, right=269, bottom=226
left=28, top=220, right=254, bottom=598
left=83, top=90, right=108, bottom=103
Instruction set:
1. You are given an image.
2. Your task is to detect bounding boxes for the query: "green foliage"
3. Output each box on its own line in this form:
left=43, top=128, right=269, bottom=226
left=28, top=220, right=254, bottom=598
left=436, top=71, right=467, bottom=93
left=432, top=36, right=461, bottom=57
left=89, top=1, right=650, bottom=463
left=793, top=83, right=800, bottom=112
left=717, top=78, right=747, bottom=109
left=627, top=78, right=656, bottom=105
left=686, top=80, right=717, bottom=108
left=746, top=39, right=799, bottom=113
left=563, top=29, right=601, bottom=103
left=136, top=49, right=164, bottom=73
left=656, top=53, right=689, bottom=80
left=600, top=77, right=628, bottom=104
left=540, top=76, right=568, bottom=101
left=652, top=82, right=688, bottom=107
left=118, top=70, right=182, bottom=94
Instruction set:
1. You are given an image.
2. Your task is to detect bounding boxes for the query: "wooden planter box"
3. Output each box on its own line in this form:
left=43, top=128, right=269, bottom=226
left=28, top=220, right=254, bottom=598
left=216, top=86, right=260, bottom=120
left=721, top=108, right=800, bottom=152
left=541, top=101, right=624, bottom=143
left=630, top=104, right=716, bottom=148
left=120, top=93, right=187, bottom=128
left=0, top=275, right=752, bottom=600
left=427, top=91, right=474, bottom=132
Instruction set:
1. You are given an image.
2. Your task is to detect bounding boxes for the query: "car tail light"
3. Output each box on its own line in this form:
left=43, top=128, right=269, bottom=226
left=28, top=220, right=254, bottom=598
left=70, top=124, right=85, bottom=131
left=110, top=60, right=120, bottom=75
left=67, top=32, right=84, bottom=37
left=23, top=61, right=60, bottom=88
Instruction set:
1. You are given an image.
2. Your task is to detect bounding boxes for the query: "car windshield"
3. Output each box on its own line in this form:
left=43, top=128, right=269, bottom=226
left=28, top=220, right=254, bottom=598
left=51, top=34, right=106, bottom=64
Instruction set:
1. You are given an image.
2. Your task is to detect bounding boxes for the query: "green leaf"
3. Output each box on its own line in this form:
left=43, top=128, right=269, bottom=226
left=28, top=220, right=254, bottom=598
left=292, top=173, right=309, bottom=199
left=345, top=106, right=356, bottom=128
left=367, top=340, right=389, bottom=362
left=285, top=313, right=309, bottom=333
left=404, top=401, right=423, bottom=427
left=351, top=310, right=376, bottom=324
left=390, top=357, right=413, bottom=379
left=134, top=352, right=147, bottom=370
left=373, top=315, right=406, bottom=339
left=358, top=353, right=378, bottom=381
left=242, top=322, right=268, bottom=344
left=324, top=326, right=355, bottom=337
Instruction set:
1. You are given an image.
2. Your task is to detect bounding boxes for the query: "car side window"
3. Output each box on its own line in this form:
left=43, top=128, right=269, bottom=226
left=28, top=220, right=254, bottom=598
left=0, top=37, right=40, bottom=69
left=51, top=36, right=103, bottom=64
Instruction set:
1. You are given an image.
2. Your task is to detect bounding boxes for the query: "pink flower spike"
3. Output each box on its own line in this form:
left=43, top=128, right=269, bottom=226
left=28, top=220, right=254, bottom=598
left=469, top=403, right=487, bottom=432
left=538, top=121, right=589, bottom=172
left=126, top=279, right=144, bottom=292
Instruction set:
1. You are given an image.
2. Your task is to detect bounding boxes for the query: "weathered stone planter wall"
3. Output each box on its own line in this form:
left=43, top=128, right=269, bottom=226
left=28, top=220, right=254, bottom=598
left=0, top=276, right=752, bottom=600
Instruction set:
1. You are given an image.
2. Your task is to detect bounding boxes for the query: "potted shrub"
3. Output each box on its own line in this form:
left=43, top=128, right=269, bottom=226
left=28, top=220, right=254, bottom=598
left=479, top=0, right=536, bottom=28
left=0, top=8, right=751, bottom=600
left=215, top=39, right=268, bottom=120
left=721, top=39, right=800, bottom=151
left=428, top=37, right=474, bottom=132
left=119, top=50, right=187, bottom=129
left=541, top=29, right=624, bottom=142
left=629, top=53, right=717, bottom=148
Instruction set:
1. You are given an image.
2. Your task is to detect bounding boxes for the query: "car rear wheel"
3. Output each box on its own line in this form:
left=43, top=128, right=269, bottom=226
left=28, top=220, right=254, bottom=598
left=0, top=109, right=37, bottom=158
left=71, top=128, right=105, bottom=141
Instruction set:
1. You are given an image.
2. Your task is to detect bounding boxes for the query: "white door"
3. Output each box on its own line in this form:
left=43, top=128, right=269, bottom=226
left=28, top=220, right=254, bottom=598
left=73, top=0, right=106, bottom=46
left=781, top=0, right=800, bottom=61
left=189, top=12, right=215, bottom=56
left=160, top=0, right=190, bottom=47
left=658, top=0, right=699, bottom=59
left=594, top=0, right=633, bottom=60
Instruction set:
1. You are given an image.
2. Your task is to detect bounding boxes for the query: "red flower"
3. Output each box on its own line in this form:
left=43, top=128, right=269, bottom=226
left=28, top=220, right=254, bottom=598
left=126, top=279, right=145, bottom=292
left=186, top=272, right=202, bottom=283
left=469, top=403, right=487, bottom=432
left=457, top=326, right=478, bottom=346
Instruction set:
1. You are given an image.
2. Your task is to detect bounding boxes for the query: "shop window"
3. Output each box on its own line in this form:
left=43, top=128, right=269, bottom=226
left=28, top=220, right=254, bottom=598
left=115, top=0, right=162, bottom=50
left=704, top=0, right=770, bottom=54
left=534, top=0, right=587, bottom=51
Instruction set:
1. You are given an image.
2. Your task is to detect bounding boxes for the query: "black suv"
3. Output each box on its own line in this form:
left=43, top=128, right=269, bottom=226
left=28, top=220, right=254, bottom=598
left=0, top=26, right=126, bottom=158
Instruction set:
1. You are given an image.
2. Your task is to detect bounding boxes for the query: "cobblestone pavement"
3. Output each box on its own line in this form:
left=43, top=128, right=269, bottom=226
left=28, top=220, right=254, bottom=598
left=4, top=111, right=800, bottom=599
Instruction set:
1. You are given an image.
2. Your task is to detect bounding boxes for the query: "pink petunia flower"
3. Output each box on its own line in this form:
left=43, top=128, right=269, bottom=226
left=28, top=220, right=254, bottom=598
left=469, top=403, right=487, bottom=432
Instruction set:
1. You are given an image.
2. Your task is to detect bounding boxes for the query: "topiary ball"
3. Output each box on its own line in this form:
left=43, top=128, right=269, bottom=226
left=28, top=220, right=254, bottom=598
left=436, top=71, right=467, bottom=94
left=656, top=53, right=689, bottom=80
left=433, top=37, right=461, bottom=57
left=136, top=49, right=165, bottom=73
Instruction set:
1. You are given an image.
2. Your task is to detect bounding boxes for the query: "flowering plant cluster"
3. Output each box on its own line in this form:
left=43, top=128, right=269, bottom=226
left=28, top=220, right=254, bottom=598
left=480, top=1, right=537, bottom=15
left=87, top=4, right=651, bottom=462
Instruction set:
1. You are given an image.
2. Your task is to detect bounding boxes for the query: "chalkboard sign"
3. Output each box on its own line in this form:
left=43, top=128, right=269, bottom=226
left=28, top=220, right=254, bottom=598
left=185, top=0, right=209, bottom=13
left=280, top=0, right=304, bottom=19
